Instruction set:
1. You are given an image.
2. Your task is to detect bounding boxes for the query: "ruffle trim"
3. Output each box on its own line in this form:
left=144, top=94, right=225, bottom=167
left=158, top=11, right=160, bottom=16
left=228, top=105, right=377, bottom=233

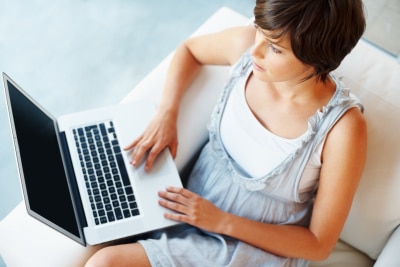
left=209, top=60, right=356, bottom=191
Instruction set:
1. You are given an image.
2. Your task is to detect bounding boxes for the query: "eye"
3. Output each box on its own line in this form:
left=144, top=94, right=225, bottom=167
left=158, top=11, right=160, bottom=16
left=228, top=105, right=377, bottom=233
left=254, top=24, right=284, bottom=54
left=269, top=44, right=281, bottom=54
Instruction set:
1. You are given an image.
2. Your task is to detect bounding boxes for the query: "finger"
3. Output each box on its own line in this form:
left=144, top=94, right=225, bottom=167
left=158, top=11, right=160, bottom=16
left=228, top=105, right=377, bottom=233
left=163, top=211, right=190, bottom=223
left=165, top=186, right=195, bottom=199
left=158, top=189, right=192, bottom=207
left=124, top=135, right=141, bottom=151
left=169, top=141, right=178, bottom=159
left=130, top=139, right=153, bottom=166
left=144, top=143, right=166, bottom=171
left=158, top=198, right=189, bottom=215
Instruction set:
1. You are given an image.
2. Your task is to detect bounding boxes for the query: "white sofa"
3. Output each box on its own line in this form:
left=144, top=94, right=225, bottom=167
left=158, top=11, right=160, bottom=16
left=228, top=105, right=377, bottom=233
left=1, top=7, right=399, bottom=267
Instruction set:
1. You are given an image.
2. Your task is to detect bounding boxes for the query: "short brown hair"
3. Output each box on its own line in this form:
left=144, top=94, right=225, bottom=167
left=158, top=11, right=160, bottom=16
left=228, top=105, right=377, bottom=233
left=254, top=0, right=366, bottom=82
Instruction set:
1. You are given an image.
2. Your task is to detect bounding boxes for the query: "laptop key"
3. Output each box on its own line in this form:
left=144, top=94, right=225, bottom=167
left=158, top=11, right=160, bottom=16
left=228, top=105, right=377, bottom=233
left=100, top=123, right=107, bottom=136
left=123, top=209, right=131, bottom=218
left=115, top=208, right=123, bottom=220
left=74, top=121, right=141, bottom=225
left=115, top=153, right=130, bottom=187
left=132, top=209, right=140, bottom=216
left=107, top=211, right=115, bottom=222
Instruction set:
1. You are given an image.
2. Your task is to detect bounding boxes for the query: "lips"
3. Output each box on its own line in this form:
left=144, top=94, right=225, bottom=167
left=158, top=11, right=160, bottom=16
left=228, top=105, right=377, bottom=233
left=252, top=60, right=265, bottom=72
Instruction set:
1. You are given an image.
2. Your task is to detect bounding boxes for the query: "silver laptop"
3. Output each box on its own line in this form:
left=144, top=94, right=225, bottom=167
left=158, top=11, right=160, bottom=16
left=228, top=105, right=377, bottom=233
left=2, top=72, right=182, bottom=246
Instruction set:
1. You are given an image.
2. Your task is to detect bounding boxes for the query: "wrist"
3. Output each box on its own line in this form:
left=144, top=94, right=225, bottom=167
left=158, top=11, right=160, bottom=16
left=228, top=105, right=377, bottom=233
left=157, top=102, right=179, bottom=119
left=218, top=212, right=235, bottom=236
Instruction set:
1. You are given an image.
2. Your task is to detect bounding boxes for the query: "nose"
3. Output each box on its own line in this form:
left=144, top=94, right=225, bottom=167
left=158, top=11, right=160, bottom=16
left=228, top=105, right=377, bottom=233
left=251, top=35, right=266, bottom=59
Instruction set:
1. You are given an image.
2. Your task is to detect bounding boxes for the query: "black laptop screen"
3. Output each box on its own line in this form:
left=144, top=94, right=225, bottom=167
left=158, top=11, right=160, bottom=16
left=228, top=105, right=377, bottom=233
left=5, top=78, right=84, bottom=244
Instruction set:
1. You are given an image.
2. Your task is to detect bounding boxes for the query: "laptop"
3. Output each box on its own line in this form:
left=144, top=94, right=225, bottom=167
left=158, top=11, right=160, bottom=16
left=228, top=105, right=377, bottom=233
left=2, top=72, right=183, bottom=246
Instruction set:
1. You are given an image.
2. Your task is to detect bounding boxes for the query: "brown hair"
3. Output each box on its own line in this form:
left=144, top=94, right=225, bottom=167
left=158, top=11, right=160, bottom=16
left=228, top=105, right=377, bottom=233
left=254, top=0, right=366, bottom=82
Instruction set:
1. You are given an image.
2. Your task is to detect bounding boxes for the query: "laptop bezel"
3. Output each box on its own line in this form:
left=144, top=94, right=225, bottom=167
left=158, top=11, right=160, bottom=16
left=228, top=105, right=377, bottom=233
left=2, top=72, right=87, bottom=245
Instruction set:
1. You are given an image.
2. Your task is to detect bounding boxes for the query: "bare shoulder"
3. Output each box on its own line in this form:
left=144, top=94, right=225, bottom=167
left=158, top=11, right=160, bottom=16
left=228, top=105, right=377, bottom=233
left=327, top=107, right=366, bottom=146
left=322, top=104, right=367, bottom=180
left=185, top=25, right=256, bottom=66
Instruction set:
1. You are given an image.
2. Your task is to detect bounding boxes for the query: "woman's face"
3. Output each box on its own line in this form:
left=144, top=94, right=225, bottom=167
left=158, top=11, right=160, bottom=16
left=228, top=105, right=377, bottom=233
left=250, top=26, right=314, bottom=84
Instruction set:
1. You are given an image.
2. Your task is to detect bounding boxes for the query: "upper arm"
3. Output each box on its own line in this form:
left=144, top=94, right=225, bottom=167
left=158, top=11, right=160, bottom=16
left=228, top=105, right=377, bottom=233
left=309, top=107, right=367, bottom=254
left=184, top=25, right=256, bottom=66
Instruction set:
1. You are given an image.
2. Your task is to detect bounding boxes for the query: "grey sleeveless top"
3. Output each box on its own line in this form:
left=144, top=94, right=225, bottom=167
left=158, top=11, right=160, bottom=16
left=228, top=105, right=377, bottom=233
left=139, top=50, right=363, bottom=267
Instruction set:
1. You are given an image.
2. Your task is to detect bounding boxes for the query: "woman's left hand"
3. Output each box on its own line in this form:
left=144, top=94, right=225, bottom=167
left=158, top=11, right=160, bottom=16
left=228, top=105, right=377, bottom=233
left=158, top=187, right=228, bottom=234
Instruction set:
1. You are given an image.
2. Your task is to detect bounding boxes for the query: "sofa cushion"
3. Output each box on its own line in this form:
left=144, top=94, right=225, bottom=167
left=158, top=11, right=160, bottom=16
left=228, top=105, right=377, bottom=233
left=333, top=40, right=400, bottom=259
left=0, top=202, right=106, bottom=267
left=310, top=240, right=374, bottom=267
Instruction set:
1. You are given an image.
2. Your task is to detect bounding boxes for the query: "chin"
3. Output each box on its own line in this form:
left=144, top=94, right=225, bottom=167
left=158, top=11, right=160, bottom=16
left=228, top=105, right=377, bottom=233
left=252, top=69, right=272, bottom=82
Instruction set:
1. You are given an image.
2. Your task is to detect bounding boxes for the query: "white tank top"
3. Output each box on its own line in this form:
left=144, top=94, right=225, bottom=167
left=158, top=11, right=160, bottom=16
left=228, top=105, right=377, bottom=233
left=220, top=69, right=324, bottom=194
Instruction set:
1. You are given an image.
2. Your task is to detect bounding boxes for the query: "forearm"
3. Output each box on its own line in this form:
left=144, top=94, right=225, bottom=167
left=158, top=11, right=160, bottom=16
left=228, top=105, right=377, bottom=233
left=159, top=187, right=336, bottom=260
left=220, top=213, right=332, bottom=261
left=157, top=42, right=203, bottom=118
left=157, top=26, right=256, bottom=117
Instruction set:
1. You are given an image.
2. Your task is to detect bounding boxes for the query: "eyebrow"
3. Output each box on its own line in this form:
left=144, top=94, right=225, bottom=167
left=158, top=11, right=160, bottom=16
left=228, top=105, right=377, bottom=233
left=268, top=39, right=287, bottom=49
left=255, top=24, right=289, bottom=50
left=263, top=35, right=288, bottom=50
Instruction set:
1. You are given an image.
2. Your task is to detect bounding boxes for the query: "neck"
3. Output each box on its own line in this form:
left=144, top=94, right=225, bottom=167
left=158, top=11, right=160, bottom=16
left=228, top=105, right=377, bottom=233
left=267, top=76, right=333, bottom=102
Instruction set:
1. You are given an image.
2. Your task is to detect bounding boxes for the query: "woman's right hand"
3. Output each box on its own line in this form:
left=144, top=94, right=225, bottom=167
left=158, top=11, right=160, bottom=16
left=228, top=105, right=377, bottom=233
left=124, top=108, right=178, bottom=171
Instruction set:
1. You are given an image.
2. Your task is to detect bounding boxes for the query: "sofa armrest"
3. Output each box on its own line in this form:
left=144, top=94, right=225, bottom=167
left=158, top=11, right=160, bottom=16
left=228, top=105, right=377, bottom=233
left=374, top=226, right=400, bottom=267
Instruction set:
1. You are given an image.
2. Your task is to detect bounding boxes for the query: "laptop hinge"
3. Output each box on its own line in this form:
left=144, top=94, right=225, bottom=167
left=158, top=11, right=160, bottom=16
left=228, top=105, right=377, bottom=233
left=58, top=130, right=88, bottom=245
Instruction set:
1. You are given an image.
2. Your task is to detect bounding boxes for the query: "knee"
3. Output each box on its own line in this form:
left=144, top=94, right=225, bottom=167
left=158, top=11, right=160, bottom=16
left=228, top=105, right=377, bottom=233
left=85, top=247, right=119, bottom=267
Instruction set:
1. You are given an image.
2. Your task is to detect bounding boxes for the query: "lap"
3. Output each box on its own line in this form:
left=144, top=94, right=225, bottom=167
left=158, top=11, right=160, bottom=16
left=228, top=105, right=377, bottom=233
left=85, top=242, right=150, bottom=267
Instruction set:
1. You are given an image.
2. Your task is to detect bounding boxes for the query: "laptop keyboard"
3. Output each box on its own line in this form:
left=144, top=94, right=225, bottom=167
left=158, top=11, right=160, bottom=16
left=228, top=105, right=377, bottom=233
left=73, top=121, right=140, bottom=225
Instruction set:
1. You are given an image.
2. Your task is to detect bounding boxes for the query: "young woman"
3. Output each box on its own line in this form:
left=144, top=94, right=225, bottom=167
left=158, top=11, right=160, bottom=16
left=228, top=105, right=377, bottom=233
left=86, top=0, right=367, bottom=266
